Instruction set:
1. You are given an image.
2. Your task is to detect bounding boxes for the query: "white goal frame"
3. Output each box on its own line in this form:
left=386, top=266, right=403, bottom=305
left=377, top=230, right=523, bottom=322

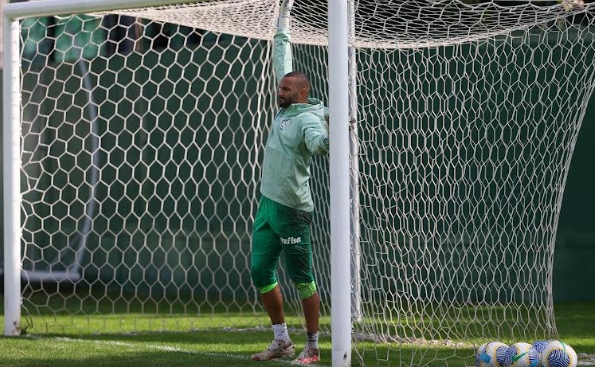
left=2, top=3, right=352, bottom=365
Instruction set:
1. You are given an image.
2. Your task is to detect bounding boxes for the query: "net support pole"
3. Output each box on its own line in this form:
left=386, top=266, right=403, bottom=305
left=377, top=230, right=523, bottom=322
left=328, top=0, right=351, bottom=365
left=348, top=0, right=361, bottom=323
left=3, top=16, right=22, bottom=337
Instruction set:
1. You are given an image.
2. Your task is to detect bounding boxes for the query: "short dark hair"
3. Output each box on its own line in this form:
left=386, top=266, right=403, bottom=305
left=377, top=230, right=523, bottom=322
left=284, top=71, right=311, bottom=95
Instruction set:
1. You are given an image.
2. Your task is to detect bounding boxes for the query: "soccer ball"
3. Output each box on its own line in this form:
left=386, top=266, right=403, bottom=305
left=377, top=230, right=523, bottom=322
left=477, top=341, right=509, bottom=367
left=540, top=340, right=577, bottom=367
left=503, top=342, right=539, bottom=367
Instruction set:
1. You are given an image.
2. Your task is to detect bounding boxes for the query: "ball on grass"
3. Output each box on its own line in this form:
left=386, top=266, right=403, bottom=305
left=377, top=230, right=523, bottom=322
left=540, top=340, right=577, bottom=367
left=476, top=341, right=509, bottom=367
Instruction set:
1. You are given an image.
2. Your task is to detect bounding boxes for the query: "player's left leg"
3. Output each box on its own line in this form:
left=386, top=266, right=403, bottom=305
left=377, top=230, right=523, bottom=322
left=277, top=208, right=320, bottom=365
left=292, top=285, right=320, bottom=365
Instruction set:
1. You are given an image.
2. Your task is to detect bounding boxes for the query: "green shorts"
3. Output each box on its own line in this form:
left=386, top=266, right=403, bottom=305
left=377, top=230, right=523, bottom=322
left=250, top=195, right=314, bottom=289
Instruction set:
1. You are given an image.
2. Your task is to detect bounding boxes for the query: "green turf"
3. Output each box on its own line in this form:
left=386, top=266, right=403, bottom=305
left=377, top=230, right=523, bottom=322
left=1, top=297, right=594, bottom=366
left=0, top=331, right=321, bottom=367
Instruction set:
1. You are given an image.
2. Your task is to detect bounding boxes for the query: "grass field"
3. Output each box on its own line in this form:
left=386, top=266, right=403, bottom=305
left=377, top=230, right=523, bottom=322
left=1, top=298, right=594, bottom=367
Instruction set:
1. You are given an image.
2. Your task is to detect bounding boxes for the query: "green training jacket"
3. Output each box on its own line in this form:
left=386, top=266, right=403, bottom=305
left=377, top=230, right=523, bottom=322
left=259, top=30, right=329, bottom=212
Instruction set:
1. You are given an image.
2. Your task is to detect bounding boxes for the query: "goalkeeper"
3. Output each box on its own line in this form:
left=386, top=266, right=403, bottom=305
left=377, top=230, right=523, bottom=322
left=250, top=0, right=329, bottom=364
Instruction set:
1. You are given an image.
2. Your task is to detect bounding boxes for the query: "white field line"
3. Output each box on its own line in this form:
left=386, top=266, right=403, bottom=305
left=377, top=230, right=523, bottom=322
left=46, top=336, right=332, bottom=367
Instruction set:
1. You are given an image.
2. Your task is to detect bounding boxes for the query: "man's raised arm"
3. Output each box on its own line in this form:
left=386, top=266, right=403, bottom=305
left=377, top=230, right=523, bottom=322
left=274, top=0, right=294, bottom=85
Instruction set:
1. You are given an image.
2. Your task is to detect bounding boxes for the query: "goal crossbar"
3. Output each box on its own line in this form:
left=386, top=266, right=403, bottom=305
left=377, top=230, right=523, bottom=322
left=3, top=0, right=199, bottom=20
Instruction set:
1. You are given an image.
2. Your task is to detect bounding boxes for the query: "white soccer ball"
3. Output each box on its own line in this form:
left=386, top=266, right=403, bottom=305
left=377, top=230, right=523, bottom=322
left=477, top=341, right=509, bottom=367
left=503, top=342, right=539, bottom=367
left=540, top=340, right=578, bottom=367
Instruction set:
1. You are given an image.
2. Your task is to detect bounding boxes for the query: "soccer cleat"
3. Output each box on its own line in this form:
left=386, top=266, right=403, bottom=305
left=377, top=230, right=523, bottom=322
left=251, top=339, right=295, bottom=361
left=291, top=346, right=320, bottom=365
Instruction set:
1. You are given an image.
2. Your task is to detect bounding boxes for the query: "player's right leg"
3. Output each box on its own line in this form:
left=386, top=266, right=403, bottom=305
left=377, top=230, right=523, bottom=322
left=251, top=338, right=295, bottom=362
left=250, top=196, right=295, bottom=361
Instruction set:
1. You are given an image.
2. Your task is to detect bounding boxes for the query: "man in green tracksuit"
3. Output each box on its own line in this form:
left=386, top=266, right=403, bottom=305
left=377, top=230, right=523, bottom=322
left=250, top=0, right=328, bottom=364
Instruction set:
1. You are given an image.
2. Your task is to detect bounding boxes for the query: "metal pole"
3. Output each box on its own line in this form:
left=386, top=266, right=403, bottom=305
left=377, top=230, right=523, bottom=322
left=328, top=0, right=351, bottom=364
left=348, top=0, right=361, bottom=323
left=3, top=18, right=22, bottom=336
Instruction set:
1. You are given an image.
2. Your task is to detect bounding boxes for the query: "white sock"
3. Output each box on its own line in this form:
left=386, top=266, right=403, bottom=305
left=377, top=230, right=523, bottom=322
left=272, top=323, right=290, bottom=342
left=306, top=331, right=319, bottom=349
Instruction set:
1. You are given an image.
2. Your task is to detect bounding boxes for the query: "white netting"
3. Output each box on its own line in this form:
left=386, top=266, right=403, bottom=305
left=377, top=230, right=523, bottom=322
left=7, top=0, right=595, bottom=366
left=102, top=0, right=591, bottom=47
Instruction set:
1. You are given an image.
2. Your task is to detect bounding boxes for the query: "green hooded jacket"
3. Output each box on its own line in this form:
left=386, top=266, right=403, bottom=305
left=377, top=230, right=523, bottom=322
left=259, top=30, right=329, bottom=212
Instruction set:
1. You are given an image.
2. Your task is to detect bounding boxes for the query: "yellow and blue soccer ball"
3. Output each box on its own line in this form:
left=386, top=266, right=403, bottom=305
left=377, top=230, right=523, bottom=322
left=476, top=341, right=509, bottom=367
left=540, top=340, right=577, bottom=367
left=503, top=342, right=539, bottom=367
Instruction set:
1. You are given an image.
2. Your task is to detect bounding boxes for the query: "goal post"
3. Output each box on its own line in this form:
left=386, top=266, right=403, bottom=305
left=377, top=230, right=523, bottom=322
left=328, top=0, right=351, bottom=365
left=3, top=14, right=21, bottom=337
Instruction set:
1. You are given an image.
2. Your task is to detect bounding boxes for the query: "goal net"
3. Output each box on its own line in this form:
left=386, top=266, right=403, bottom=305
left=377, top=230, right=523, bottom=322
left=4, top=0, right=595, bottom=366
